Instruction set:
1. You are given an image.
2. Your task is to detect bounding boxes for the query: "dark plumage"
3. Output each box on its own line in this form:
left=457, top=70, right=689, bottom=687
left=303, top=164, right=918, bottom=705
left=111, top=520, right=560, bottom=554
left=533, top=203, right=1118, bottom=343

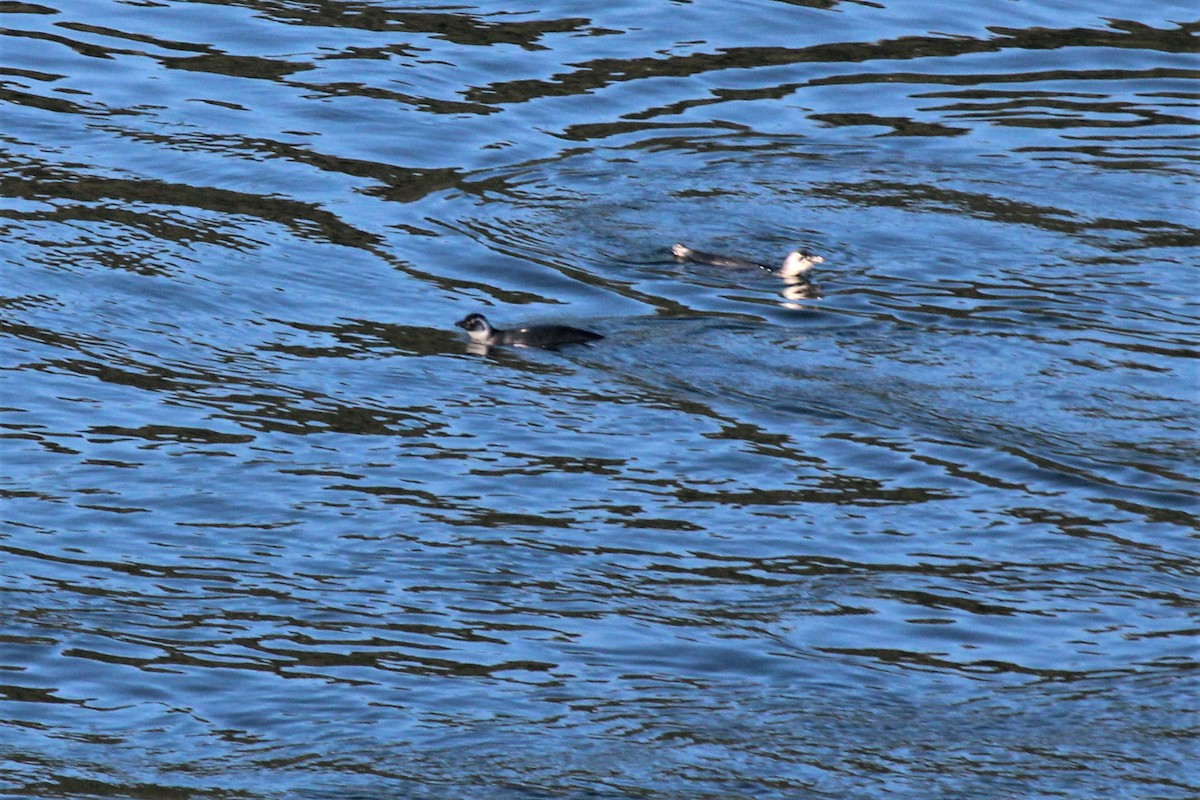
left=455, top=313, right=603, bottom=349
left=672, top=243, right=824, bottom=277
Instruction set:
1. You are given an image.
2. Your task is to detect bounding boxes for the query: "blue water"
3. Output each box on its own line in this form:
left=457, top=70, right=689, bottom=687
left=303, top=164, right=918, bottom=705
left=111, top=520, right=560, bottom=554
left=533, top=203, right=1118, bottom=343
left=1, top=1, right=1197, bottom=798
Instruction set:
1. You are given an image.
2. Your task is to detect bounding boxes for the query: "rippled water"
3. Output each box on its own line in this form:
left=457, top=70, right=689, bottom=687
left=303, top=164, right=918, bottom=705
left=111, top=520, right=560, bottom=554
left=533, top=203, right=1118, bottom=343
left=1, top=1, right=1197, bottom=797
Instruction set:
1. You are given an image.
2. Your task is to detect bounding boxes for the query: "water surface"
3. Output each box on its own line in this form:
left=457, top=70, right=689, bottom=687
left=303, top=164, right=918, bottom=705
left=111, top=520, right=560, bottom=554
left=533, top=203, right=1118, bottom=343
left=1, top=0, right=1197, bottom=798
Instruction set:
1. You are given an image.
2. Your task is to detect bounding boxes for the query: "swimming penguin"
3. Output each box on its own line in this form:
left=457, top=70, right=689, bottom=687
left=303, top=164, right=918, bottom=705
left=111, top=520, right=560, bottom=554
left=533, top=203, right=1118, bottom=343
left=455, top=313, right=603, bottom=349
left=672, top=243, right=824, bottom=278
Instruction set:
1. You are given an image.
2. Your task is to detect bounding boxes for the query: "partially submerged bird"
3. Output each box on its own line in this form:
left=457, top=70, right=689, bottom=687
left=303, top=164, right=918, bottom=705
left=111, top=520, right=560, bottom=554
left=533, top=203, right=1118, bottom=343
left=672, top=243, right=824, bottom=278
left=455, top=313, right=603, bottom=349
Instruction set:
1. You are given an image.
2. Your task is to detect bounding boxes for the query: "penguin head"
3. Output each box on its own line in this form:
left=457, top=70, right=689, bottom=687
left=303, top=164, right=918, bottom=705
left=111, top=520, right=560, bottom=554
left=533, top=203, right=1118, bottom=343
left=779, top=251, right=825, bottom=277
left=455, top=313, right=495, bottom=343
